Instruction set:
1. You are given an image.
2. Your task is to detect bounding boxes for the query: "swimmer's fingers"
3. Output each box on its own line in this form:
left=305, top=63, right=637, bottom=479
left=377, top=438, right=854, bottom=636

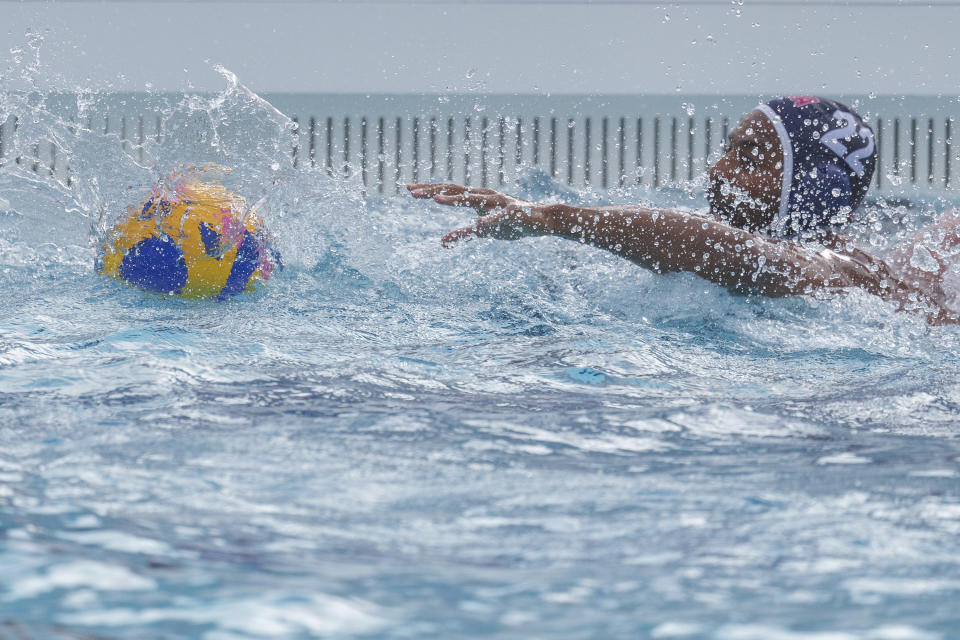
left=407, top=183, right=459, bottom=199
left=441, top=209, right=543, bottom=247
left=441, top=212, right=504, bottom=247
left=441, top=223, right=482, bottom=247
left=408, top=183, right=497, bottom=198
left=408, top=183, right=548, bottom=246
left=407, top=183, right=476, bottom=203
left=407, top=183, right=513, bottom=211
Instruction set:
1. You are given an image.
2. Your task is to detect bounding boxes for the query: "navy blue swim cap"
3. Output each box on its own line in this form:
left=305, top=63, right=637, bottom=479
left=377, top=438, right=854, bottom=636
left=756, top=96, right=876, bottom=237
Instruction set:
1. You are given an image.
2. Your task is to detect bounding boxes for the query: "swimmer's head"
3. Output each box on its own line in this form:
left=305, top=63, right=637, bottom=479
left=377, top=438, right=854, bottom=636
left=707, top=110, right=783, bottom=232
left=709, top=96, right=876, bottom=237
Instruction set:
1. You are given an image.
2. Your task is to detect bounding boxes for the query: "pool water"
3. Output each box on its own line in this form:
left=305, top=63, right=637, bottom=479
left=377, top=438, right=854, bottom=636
left=2, top=68, right=960, bottom=639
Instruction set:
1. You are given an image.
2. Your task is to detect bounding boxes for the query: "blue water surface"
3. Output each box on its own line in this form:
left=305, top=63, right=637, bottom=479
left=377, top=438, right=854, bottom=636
left=1, top=83, right=960, bottom=640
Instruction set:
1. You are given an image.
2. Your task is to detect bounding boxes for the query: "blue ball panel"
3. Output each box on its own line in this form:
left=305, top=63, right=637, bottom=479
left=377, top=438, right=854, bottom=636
left=199, top=222, right=223, bottom=258
left=218, top=230, right=260, bottom=300
left=118, top=235, right=188, bottom=295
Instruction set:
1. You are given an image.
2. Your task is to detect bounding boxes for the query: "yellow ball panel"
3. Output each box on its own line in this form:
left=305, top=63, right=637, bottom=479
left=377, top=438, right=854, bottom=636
left=98, top=177, right=278, bottom=299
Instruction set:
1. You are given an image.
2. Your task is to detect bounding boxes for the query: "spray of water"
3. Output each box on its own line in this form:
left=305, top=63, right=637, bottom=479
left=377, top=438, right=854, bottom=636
left=0, top=34, right=367, bottom=274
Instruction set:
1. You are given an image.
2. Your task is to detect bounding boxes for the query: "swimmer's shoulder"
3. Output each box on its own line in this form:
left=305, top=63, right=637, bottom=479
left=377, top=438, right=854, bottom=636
left=808, top=238, right=898, bottom=291
left=830, top=242, right=959, bottom=323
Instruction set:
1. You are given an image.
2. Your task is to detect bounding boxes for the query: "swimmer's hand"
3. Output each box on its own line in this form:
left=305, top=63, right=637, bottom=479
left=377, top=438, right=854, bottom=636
left=406, top=183, right=556, bottom=246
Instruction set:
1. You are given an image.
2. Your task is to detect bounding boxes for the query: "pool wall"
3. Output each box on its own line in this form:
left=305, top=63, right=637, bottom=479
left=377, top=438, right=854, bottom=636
left=2, top=93, right=959, bottom=197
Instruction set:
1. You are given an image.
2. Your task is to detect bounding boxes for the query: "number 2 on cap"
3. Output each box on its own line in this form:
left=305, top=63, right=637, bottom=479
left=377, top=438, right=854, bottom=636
left=820, top=109, right=875, bottom=178
left=820, top=109, right=874, bottom=177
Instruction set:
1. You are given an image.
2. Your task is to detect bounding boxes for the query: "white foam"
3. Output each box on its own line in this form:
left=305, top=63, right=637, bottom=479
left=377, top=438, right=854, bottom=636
left=845, top=577, right=960, bottom=598
left=500, top=610, right=539, bottom=626
left=908, top=469, right=957, bottom=478
left=652, top=622, right=704, bottom=637
left=6, top=560, right=156, bottom=600
left=717, top=624, right=858, bottom=640
left=65, top=515, right=101, bottom=529
left=540, top=589, right=590, bottom=604
left=668, top=405, right=822, bottom=440
left=61, top=588, right=99, bottom=609
left=817, top=452, right=871, bottom=465
left=719, top=627, right=940, bottom=640
left=59, top=593, right=387, bottom=637
left=869, top=625, right=942, bottom=640
left=461, top=419, right=671, bottom=454
left=58, top=530, right=174, bottom=555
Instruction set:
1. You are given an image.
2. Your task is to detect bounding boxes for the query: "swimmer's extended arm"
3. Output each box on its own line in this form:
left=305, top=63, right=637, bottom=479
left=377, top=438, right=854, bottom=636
left=407, top=183, right=858, bottom=296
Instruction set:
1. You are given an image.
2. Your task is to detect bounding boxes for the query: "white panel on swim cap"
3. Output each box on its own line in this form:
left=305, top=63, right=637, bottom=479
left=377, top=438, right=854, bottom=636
left=756, top=103, right=793, bottom=234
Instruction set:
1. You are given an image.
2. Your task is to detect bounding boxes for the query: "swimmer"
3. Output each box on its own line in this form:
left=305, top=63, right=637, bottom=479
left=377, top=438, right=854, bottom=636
left=408, top=96, right=960, bottom=325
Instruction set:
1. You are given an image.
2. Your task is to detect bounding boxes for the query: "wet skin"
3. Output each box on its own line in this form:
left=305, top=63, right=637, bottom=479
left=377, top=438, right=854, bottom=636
left=406, top=111, right=960, bottom=325
left=707, top=109, right=784, bottom=231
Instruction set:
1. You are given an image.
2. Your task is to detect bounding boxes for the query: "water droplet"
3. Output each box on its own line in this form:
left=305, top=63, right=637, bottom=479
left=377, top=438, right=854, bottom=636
left=910, top=244, right=941, bottom=273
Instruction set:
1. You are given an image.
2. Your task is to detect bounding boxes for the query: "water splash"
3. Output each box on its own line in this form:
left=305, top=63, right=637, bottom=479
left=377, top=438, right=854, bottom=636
left=4, top=34, right=960, bottom=640
left=0, top=38, right=334, bottom=264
